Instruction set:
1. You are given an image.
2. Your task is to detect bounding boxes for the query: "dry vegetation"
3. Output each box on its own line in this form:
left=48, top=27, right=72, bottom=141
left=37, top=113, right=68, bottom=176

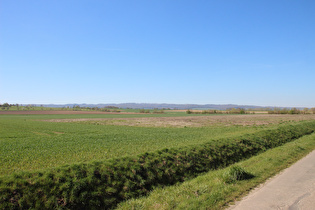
left=45, top=114, right=315, bottom=128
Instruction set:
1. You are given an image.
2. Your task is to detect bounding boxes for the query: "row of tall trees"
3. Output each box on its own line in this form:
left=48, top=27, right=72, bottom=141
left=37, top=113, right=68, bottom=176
left=0, top=103, right=40, bottom=111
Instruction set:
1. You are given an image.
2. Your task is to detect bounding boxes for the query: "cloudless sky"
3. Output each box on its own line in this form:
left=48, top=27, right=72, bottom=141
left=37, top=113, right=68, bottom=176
left=1, top=0, right=315, bottom=107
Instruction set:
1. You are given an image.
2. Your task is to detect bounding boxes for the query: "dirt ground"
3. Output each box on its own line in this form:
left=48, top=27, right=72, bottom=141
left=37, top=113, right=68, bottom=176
left=44, top=114, right=315, bottom=128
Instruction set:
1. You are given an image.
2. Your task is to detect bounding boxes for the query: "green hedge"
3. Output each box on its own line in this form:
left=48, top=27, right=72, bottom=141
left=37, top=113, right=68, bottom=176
left=1, top=121, right=315, bottom=209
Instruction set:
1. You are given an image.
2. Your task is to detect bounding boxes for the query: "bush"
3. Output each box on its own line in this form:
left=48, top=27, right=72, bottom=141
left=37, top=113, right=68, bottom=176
left=186, top=110, right=192, bottom=114
left=153, top=109, right=164, bottom=114
left=227, top=108, right=247, bottom=114
left=186, top=110, right=222, bottom=114
left=269, top=108, right=305, bottom=114
left=222, top=166, right=254, bottom=183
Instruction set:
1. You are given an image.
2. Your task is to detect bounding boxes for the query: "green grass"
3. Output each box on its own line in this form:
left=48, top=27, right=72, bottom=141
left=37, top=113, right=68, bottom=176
left=1, top=120, right=314, bottom=209
left=117, top=133, right=315, bottom=210
left=1, top=114, right=314, bottom=209
left=0, top=114, right=271, bottom=176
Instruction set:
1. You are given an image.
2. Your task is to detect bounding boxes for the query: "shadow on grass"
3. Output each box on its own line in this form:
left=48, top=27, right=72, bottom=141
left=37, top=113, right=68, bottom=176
left=222, top=165, right=255, bottom=184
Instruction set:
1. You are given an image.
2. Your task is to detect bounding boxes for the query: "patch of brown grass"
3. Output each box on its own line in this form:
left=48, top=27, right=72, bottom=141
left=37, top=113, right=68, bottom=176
left=44, top=114, right=315, bottom=128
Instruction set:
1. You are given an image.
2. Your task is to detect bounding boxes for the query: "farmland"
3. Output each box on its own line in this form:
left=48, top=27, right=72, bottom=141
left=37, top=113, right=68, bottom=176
left=1, top=111, right=315, bottom=208
left=1, top=112, right=315, bottom=176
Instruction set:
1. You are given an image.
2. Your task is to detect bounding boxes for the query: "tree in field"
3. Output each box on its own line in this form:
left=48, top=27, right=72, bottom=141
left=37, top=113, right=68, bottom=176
left=274, top=107, right=281, bottom=114
left=289, top=108, right=300, bottom=114
left=303, top=108, right=309, bottom=114
left=2, top=103, right=10, bottom=110
left=311, top=108, right=315, bottom=114
left=73, top=105, right=81, bottom=111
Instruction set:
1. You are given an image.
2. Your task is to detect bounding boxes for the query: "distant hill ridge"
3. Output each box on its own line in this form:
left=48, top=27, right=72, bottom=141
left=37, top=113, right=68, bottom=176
left=39, top=103, right=284, bottom=110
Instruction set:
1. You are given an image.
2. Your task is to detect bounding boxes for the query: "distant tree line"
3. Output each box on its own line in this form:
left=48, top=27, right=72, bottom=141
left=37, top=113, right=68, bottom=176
left=0, top=103, right=123, bottom=112
left=104, top=106, right=119, bottom=109
left=186, top=108, right=248, bottom=114
left=268, top=108, right=315, bottom=114
left=139, top=108, right=165, bottom=114
left=71, top=105, right=121, bottom=112
left=0, top=103, right=13, bottom=110
left=2, top=103, right=315, bottom=115
left=3, top=104, right=48, bottom=111
left=186, top=107, right=315, bottom=115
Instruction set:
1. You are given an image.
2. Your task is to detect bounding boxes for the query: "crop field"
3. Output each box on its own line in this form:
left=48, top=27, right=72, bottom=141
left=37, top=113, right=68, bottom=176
left=1, top=111, right=315, bottom=209
left=1, top=112, right=315, bottom=177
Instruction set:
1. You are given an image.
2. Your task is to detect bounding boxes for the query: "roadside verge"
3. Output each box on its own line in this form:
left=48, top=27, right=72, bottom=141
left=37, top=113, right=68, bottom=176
left=117, top=133, right=315, bottom=209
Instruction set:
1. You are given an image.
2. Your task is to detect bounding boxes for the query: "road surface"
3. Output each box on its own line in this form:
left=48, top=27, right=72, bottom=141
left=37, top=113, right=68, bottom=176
left=229, top=150, right=315, bottom=210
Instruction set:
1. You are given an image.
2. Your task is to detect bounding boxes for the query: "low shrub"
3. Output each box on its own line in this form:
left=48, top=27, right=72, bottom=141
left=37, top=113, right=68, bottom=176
left=222, top=166, right=254, bottom=183
left=153, top=109, right=164, bottom=114
left=1, top=121, right=315, bottom=209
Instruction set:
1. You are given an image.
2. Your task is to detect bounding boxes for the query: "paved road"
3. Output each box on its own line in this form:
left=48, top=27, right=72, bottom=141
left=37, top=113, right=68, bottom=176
left=229, top=150, right=315, bottom=210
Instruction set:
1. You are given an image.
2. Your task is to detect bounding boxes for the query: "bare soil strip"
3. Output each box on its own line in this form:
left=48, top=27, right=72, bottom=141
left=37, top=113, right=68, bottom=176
left=44, top=114, right=315, bottom=128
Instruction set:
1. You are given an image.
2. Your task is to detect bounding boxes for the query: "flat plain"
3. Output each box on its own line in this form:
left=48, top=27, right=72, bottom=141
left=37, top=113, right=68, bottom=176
left=1, top=111, right=315, bottom=177
left=2, top=111, right=315, bottom=209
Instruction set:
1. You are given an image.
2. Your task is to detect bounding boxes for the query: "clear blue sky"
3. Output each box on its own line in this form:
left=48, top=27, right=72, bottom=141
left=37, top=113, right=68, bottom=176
left=1, top=0, right=314, bottom=107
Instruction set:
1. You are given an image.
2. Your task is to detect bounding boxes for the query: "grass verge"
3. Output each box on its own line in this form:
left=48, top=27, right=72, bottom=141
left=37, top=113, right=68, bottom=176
left=117, top=133, right=315, bottom=210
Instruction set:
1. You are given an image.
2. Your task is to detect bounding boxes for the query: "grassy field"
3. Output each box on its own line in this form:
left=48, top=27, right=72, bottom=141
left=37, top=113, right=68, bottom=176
left=1, top=112, right=315, bottom=177
left=1, top=111, right=315, bottom=209
left=0, top=112, right=268, bottom=176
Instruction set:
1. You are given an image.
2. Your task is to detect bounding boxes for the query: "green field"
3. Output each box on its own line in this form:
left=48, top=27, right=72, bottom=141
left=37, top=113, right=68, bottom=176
left=0, top=112, right=271, bottom=176
left=1, top=112, right=315, bottom=209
